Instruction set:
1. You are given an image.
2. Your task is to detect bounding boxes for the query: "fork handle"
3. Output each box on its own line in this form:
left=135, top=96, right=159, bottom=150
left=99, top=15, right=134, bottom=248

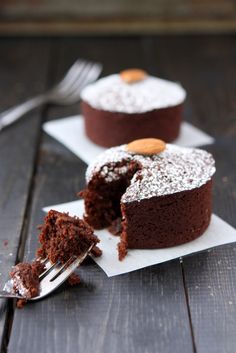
left=0, top=94, right=47, bottom=131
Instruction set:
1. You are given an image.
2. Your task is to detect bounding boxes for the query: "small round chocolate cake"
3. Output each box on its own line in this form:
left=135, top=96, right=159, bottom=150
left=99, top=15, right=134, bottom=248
left=80, top=138, right=215, bottom=260
left=81, top=69, right=186, bottom=147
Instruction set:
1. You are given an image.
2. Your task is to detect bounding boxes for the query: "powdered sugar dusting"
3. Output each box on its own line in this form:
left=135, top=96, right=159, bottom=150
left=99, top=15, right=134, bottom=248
left=3, top=277, right=28, bottom=298
left=11, top=274, right=30, bottom=297
left=86, top=144, right=215, bottom=202
left=123, top=147, right=215, bottom=202
left=81, top=74, right=186, bottom=113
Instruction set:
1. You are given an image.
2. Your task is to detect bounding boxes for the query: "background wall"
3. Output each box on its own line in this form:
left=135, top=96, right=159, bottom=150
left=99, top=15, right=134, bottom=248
left=0, top=0, right=236, bottom=35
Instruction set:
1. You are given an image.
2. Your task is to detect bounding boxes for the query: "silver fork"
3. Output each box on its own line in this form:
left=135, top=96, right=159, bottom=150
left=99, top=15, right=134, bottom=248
left=0, top=59, right=102, bottom=131
left=0, top=243, right=94, bottom=301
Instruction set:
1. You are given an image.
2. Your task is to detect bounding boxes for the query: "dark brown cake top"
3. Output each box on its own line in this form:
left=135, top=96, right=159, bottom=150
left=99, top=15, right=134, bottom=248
left=86, top=144, right=215, bottom=203
left=37, top=210, right=101, bottom=263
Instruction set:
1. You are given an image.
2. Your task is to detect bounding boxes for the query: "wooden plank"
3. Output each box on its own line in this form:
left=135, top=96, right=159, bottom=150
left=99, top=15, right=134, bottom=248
left=0, top=38, right=50, bottom=350
left=0, top=0, right=235, bottom=19
left=1, top=19, right=236, bottom=36
left=182, top=138, right=236, bottom=353
left=8, top=37, right=194, bottom=353
left=1, top=0, right=236, bottom=35
left=144, top=35, right=236, bottom=137
left=146, top=37, right=236, bottom=350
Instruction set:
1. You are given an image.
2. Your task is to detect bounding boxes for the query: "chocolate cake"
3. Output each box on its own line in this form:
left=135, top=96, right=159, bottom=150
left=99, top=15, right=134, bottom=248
left=10, top=261, right=45, bottom=299
left=37, top=210, right=102, bottom=263
left=81, top=69, right=186, bottom=147
left=80, top=138, right=216, bottom=260
left=6, top=210, right=102, bottom=305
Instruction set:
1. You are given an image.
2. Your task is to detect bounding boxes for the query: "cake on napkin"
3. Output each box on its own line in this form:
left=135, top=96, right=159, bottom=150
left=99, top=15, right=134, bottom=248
left=80, top=138, right=216, bottom=260
left=81, top=69, right=186, bottom=147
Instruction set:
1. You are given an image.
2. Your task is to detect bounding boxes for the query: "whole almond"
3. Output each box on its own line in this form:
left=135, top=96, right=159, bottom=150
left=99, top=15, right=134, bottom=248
left=120, top=69, right=147, bottom=83
left=127, top=138, right=166, bottom=155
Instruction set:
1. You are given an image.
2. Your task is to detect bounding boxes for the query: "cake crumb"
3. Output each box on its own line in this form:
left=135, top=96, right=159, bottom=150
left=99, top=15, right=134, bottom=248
left=108, top=218, right=122, bottom=236
left=91, top=246, right=102, bottom=257
left=118, top=240, right=128, bottom=261
left=16, top=299, right=27, bottom=309
left=68, top=273, right=81, bottom=286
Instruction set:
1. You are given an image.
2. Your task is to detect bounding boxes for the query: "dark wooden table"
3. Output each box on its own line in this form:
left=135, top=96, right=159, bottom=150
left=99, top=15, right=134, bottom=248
left=0, top=35, right=236, bottom=353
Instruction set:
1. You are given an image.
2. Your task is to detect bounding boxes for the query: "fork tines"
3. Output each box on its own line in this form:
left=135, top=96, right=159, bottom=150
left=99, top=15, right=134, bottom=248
left=31, top=242, right=95, bottom=300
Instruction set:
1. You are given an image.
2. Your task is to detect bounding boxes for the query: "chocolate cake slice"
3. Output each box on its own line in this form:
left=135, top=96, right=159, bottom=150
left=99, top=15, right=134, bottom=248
left=10, top=261, right=45, bottom=299
left=6, top=211, right=102, bottom=305
left=80, top=138, right=216, bottom=260
left=37, top=210, right=102, bottom=263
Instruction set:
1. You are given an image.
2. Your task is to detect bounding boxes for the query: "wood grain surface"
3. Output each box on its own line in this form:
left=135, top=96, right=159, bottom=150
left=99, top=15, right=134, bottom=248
left=0, top=35, right=235, bottom=353
left=0, top=38, right=50, bottom=351
left=1, top=0, right=236, bottom=35
left=183, top=139, right=236, bottom=353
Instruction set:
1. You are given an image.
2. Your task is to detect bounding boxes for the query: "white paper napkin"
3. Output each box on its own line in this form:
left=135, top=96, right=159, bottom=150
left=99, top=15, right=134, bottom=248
left=43, top=115, right=215, bottom=165
left=43, top=200, right=236, bottom=277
